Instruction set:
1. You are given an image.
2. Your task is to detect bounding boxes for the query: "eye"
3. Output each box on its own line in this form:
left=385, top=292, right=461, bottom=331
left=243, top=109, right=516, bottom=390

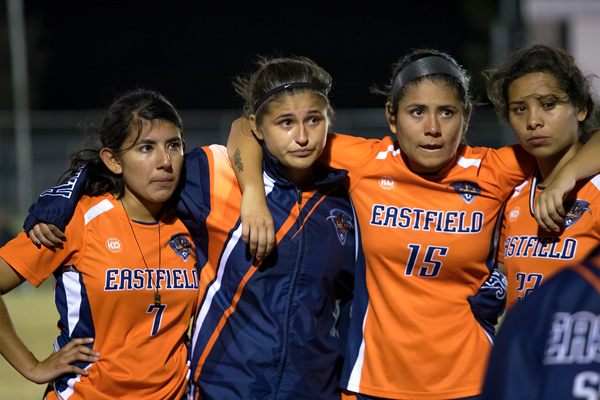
left=280, top=119, right=293, bottom=128
left=542, top=101, right=555, bottom=109
left=139, top=144, right=153, bottom=153
left=307, top=116, right=321, bottom=125
left=410, top=109, right=424, bottom=117
left=168, top=141, right=182, bottom=150
left=512, top=106, right=526, bottom=114
left=440, top=109, right=454, bottom=117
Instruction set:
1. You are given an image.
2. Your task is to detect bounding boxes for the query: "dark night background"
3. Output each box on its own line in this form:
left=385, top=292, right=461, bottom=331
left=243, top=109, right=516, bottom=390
left=0, top=0, right=499, bottom=111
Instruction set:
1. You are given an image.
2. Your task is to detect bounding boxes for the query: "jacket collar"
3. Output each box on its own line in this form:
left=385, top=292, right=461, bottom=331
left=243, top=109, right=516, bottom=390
left=262, top=143, right=348, bottom=189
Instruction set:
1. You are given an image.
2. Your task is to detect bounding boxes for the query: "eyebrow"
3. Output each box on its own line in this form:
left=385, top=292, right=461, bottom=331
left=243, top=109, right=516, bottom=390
left=508, top=94, right=563, bottom=107
left=274, top=110, right=324, bottom=119
left=136, top=136, right=182, bottom=145
left=404, top=103, right=458, bottom=109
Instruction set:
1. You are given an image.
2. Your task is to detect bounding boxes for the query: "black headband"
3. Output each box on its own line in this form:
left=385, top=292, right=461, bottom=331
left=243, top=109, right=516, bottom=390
left=391, top=56, right=467, bottom=98
left=253, top=82, right=325, bottom=113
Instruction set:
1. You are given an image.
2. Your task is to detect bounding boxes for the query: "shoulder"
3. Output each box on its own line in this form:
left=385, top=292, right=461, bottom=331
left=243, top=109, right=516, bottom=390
left=73, top=193, right=121, bottom=228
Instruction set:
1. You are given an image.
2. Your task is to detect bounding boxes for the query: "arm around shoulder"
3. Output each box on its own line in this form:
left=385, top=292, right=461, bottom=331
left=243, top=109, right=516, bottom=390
left=227, top=117, right=274, bottom=261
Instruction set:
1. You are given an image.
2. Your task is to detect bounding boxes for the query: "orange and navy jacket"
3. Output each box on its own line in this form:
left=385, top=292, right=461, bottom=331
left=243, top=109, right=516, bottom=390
left=319, top=133, right=535, bottom=399
left=499, top=173, right=600, bottom=309
left=176, top=144, right=360, bottom=400
left=2, top=193, right=198, bottom=400
left=482, top=245, right=600, bottom=400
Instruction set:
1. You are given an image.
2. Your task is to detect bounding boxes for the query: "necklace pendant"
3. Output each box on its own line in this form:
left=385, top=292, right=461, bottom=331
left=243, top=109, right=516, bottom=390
left=154, top=292, right=161, bottom=306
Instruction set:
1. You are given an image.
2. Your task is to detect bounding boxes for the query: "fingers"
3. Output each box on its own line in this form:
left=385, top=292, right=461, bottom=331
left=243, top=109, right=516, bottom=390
left=247, top=223, right=259, bottom=257
left=29, top=338, right=99, bottom=383
left=28, top=229, right=42, bottom=248
left=254, top=226, right=271, bottom=262
left=241, top=221, right=251, bottom=246
left=28, top=223, right=65, bottom=249
left=534, top=195, right=562, bottom=233
left=49, top=225, right=67, bottom=241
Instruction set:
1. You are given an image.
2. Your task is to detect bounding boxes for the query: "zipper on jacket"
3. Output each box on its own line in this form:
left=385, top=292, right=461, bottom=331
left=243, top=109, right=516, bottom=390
left=295, top=188, right=302, bottom=204
left=273, top=205, right=307, bottom=399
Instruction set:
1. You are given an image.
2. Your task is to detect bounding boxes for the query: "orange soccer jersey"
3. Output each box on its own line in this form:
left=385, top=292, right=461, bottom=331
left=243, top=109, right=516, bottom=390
left=0, top=193, right=198, bottom=400
left=499, top=174, right=600, bottom=309
left=321, top=133, right=535, bottom=399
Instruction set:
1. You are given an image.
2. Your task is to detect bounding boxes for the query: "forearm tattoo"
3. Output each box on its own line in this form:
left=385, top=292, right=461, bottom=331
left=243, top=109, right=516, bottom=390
left=233, top=148, right=244, bottom=172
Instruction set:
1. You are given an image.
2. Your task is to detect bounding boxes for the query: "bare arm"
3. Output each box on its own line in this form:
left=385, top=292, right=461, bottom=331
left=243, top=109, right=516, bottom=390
left=0, top=257, right=99, bottom=383
left=227, top=118, right=275, bottom=261
left=535, top=130, right=600, bottom=231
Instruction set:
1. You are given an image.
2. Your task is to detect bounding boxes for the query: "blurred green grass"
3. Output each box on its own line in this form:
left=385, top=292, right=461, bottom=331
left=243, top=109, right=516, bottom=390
left=1, top=280, right=59, bottom=400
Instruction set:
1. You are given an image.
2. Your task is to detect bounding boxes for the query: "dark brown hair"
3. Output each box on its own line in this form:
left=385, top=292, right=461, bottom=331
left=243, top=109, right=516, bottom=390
left=374, top=48, right=473, bottom=120
left=62, top=89, right=183, bottom=197
left=485, top=43, right=597, bottom=142
left=234, top=55, right=334, bottom=126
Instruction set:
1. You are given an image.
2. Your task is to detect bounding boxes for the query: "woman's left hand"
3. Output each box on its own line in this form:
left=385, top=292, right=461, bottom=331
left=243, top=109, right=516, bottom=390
left=535, top=170, right=576, bottom=232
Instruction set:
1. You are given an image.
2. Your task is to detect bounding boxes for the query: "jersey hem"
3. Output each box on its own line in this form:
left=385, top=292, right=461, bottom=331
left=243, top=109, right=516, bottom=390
left=343, top=380, right=482, bottom=400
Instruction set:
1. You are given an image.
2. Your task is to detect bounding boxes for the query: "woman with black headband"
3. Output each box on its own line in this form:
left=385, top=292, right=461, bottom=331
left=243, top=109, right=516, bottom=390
left=228, top=49, right=600, bottom=399
left=24, top=56, right=361, bottom=400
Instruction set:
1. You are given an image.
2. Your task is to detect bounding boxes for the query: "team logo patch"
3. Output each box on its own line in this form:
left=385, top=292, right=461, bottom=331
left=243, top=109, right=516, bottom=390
left=563, top=199, right=592, bottom=229
left=379, top=176, right=396, bottom=190
left=168, top=234, right=193, bottom=261
left=448, top=181, right=481, bottom=204
left=326, top=209, right=354, bottom=245
left=509, top=206, right=521, bottom=222
left=106, top=238, right=123, bottom=253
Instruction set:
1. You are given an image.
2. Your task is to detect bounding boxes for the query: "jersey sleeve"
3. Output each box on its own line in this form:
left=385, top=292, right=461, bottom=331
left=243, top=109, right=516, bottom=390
left=481, top=144, right=536, bottom=200
left=497, top=210, right=508, bottom=264
left=174, top=146, right=216, bottom=241
left=1, top=205, right=86, bottom=287
left=319, top=133, right=383, bottom=190
left=22, top=165, right=87, bottom=232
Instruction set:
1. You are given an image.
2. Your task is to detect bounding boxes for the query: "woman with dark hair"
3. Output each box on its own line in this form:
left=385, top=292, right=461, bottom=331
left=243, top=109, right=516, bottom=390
left=485, top=43, right=600, bottom=310
left=0, top=89, right=198, bottom=399
left=228, top=48, right=600, bottom=399
left=25, top=57, right=360, bottom=400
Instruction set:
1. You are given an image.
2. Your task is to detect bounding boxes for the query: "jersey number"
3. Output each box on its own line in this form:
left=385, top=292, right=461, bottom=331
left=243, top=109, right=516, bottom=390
left=405, top=244, right=448, bottom=278
left=147, top=304, right=167, bottom=336
left=573, top=371, right=600, bottom=399
left=515, top=272, right=543, bottom=301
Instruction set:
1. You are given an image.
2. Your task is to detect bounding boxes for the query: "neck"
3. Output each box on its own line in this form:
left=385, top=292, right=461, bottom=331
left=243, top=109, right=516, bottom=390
left=537, top=141, right=582, bottom=187
left=118, top=189, right=164, bottom=223
left=283, top=166, right=316, bottom=189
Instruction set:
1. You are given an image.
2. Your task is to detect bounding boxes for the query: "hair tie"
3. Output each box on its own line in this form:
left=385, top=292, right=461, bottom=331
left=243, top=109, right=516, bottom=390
left=253, top=82, right=325, bottom=113
left=391, top=56, right=467, bottom=98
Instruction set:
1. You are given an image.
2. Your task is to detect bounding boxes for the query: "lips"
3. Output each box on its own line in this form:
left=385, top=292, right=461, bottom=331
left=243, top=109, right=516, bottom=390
left=291, top=149, right=314, bottom=157
left=527, top=136, right=549, bottom=146
left=421, top=144, right=443, bottom=152
left=153, top=178, right=174, bottom=187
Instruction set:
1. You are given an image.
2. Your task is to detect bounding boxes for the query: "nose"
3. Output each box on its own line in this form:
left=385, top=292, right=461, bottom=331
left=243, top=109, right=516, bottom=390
left=424, top=115, right=441, bottom=137
left=295, top=124, right=309, bottom=146
left=527, top=108, right=544, bottom=130
left=158, top=148, right=172, bottom=170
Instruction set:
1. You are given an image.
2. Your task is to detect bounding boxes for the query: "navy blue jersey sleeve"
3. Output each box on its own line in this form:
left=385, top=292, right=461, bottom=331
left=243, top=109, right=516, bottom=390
left=173, top=147, right=211, bottom=263
left=468, top=269, right=508, bottom=339
left=23, top=165, right=88, bottom=232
